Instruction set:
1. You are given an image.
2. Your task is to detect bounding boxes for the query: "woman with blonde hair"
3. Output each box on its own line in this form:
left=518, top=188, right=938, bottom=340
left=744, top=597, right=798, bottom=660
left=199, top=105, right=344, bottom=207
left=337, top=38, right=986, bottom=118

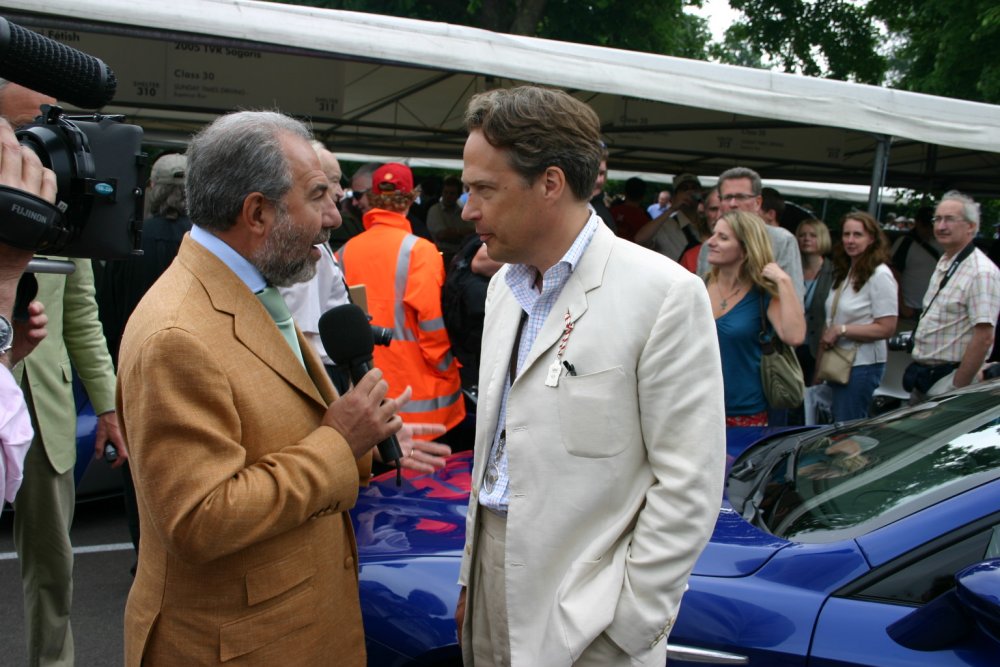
left=796, top=218, right=835, bottom=382
left=819, top=211, right=898, bottom=421
left=707, top=211, right=805, bottom=425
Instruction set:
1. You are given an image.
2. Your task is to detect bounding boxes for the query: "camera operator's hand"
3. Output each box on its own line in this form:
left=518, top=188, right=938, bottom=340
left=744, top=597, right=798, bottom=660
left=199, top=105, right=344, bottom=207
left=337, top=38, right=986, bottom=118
left=0, top=118, right=59, bottom=369
left=0, top=117, right=56, bottom=205
left=0, top=118, right=57, bottom=309
left=9, top=300, right=47, bottom=365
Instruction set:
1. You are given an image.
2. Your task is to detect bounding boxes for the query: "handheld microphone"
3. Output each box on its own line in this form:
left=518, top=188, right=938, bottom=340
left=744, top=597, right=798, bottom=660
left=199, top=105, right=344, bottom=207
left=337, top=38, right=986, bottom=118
left=318, top=304, right=404, bottom=482
left=0, top=18, right=117, bottom=109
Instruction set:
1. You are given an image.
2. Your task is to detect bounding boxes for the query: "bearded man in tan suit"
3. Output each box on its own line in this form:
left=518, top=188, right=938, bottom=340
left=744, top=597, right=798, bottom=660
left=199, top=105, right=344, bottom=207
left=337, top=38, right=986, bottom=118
left=116, top=111, right=408, bottom=666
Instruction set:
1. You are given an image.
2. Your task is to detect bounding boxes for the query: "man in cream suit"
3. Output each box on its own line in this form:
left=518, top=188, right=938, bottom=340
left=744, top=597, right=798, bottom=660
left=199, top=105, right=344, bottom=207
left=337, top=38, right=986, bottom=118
left=117, top=111, right=405, bottom=665
left=455, top=86, right=726, bottom=666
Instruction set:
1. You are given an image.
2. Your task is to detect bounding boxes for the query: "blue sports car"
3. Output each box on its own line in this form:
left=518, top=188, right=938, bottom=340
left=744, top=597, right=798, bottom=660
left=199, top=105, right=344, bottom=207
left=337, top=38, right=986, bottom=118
left=351, top=379, right=1000, bottom=665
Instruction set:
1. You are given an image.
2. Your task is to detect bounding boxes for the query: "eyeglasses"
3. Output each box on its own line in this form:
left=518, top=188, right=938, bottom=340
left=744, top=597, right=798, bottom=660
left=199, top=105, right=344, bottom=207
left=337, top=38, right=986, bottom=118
left=720, top=193, right=758, bottom=203
left=932, top=215, right=966, bottom=225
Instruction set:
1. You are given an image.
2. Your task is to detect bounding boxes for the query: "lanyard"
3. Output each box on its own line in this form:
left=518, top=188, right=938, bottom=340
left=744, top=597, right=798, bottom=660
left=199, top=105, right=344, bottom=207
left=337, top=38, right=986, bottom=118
left=920, top=242, right=976, bottom=324
left=509, top=308, right=577, bottom=388
left=545, top=310, right=575, bottom=387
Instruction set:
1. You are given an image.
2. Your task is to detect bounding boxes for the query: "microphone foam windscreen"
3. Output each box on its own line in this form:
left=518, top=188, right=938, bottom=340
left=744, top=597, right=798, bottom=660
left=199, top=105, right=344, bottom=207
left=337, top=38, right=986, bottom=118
left=319, top=304, right=374, bottom=365
left=0, top=18, right=117, bottom=109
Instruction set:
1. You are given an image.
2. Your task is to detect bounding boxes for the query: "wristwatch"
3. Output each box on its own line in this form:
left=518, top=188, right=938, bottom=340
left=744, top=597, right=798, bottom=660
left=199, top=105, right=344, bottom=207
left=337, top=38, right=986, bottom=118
left=0, top=315, right=12, bottom=356
left=840, top=324, right=848, bottom=338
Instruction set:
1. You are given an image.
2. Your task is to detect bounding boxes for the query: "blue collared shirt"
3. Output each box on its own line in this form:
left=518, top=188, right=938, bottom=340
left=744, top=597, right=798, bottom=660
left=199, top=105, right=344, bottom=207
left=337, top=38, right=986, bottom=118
left=478, top=213, right=599, bottom=513
left=190, top=225, right=266, bottom=294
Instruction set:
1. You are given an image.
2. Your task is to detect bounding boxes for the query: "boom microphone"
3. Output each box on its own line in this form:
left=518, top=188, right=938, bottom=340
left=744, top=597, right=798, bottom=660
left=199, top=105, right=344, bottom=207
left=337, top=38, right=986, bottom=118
left=318, top=304, right=404, bottom=481
left=0, top=18, right=117, bottom=109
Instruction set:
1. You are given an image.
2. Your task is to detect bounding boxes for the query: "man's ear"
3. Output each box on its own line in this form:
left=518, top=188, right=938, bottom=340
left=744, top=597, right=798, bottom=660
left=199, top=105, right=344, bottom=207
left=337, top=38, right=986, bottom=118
left=541, top=166, right=567, bottom=201
left=240, top=192, right=273, bottom=239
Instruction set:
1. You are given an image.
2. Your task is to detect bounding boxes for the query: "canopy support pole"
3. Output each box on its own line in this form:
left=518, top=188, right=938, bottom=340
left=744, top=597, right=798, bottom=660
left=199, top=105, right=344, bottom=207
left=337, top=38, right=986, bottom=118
left=868, top=135, right=891, bottom=219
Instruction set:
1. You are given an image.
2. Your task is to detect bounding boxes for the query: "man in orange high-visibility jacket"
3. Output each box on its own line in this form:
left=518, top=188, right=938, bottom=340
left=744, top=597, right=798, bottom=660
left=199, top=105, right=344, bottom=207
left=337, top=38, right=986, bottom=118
left=340, top=163, right=466, bottom=438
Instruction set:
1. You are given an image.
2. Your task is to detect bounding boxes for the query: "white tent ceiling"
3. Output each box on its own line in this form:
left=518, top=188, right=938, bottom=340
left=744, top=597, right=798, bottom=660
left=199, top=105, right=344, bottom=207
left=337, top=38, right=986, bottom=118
left=3, top=0, right=999, bottom=198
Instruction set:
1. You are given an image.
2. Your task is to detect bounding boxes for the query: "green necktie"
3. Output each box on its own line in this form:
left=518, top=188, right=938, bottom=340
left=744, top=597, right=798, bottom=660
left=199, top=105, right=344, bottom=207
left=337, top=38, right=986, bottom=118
left=255, top=286, right=305, bottom=367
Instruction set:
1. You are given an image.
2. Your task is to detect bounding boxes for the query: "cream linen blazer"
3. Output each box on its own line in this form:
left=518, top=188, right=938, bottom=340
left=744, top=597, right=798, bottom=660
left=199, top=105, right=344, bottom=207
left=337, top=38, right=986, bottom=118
left=459, top=221, right=726, bottom=666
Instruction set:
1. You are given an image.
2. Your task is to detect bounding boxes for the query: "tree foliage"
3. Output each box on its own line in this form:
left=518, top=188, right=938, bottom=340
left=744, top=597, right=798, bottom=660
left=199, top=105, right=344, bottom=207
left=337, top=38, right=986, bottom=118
left=275, top=0, right=1000, bottom=104
left=271, top=0, right=710, bottom=58
left=719, top=0, right=887, bottom=84
left=868, top=0, right=1000, bottom=103
left=721, top=0, right=1000, bottom=103
left=538, top=0, right=710, bottom=59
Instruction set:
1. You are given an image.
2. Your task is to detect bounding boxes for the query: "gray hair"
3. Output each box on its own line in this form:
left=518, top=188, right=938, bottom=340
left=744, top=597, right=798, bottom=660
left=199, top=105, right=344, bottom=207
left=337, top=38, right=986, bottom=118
left=718, top=166, right=763, bottom=196
left=939, top=190, right=980, bottom=232
left=185, top=111, right=311, bottom=232
left=350, top=162, right=380, bottom=191
left=146, top=182, right=187, bottom=220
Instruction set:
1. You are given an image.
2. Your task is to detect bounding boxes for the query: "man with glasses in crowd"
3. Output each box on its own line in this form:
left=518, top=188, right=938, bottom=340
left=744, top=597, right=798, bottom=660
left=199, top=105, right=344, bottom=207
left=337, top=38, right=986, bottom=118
left=907, top=190, right=1000, bottom=400
left=330, top=162, right=377, bottom=250
left=697, top=166, right=804, bottom=301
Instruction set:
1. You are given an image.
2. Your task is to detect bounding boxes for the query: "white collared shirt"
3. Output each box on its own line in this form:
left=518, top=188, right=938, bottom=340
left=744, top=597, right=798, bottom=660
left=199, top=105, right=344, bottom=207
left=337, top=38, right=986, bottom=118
left=478, top=213, right=599, bottom=513
left=190, top=225, right=266, bottom=294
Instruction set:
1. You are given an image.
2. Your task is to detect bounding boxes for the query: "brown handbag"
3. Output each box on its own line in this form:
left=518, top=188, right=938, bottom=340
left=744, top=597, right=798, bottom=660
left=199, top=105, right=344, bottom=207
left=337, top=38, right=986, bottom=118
left=816, top=278, right=858, bottom=385
left=816, top=344, right=857, bottom=384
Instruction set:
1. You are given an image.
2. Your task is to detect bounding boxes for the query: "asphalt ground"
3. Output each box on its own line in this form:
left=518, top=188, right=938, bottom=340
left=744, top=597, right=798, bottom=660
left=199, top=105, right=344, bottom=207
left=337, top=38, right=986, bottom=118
left=0, top=496, right=134, bottom=666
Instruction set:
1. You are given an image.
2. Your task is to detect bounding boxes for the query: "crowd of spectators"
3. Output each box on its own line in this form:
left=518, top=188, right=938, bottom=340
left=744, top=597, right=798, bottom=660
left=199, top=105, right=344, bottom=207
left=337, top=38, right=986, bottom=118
left=596, top=169, right=998, bottom=427
left=1, top=75, right=997, bottom=666
left=356, top=157, right=997, bottom=432
left=324, top=152, right=1000, bottom=429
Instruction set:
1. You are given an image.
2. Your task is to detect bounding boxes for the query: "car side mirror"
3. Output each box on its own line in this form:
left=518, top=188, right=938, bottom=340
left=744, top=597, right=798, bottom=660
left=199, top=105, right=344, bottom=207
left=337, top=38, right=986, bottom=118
left=887, top=558, right=1000, bottom=650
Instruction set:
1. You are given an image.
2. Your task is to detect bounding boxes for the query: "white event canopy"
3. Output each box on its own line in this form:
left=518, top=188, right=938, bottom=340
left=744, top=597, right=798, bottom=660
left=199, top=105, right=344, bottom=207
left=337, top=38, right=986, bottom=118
left=2, top=0, right=998, bottom=206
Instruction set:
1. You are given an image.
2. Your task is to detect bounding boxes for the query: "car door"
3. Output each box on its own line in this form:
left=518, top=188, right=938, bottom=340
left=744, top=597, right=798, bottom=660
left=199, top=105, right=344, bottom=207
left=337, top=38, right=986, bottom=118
left=809, top=508, right=1000, bottom=666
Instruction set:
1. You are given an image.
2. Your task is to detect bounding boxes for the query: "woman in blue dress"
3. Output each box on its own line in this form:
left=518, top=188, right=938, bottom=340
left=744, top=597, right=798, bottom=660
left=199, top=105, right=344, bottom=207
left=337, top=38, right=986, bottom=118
left=707, top=211, right=805, bottom=425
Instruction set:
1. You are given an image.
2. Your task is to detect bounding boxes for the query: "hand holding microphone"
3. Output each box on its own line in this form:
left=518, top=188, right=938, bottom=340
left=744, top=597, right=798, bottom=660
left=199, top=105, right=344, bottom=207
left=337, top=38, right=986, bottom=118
left=319, top=304, right=405, bottom=480
left=321, top=367, right=403, bottom=461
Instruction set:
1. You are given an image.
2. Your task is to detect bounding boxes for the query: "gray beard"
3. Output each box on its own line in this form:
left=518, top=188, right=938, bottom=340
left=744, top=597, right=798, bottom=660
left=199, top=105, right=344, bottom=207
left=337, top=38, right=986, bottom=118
left=250, top=208, right=323, bottom=287
left=259, top=255, right=317, bottom=287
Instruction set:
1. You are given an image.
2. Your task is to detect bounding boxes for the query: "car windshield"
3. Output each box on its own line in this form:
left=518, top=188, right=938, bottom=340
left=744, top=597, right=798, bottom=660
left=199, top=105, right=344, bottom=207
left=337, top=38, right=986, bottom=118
left=744, top=383, right=1000, bottom=543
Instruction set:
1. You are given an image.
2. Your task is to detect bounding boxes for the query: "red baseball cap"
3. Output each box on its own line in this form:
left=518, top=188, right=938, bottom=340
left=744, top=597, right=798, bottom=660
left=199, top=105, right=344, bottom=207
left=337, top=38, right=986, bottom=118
left=372, top=163, right=414, bottom=194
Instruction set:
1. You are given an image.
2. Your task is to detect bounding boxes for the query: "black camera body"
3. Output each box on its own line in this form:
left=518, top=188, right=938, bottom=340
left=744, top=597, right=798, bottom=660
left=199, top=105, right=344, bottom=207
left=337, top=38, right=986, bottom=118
left=888, top=330, right=915, bottom=352
left=8, top=104, right=145, bottom=259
